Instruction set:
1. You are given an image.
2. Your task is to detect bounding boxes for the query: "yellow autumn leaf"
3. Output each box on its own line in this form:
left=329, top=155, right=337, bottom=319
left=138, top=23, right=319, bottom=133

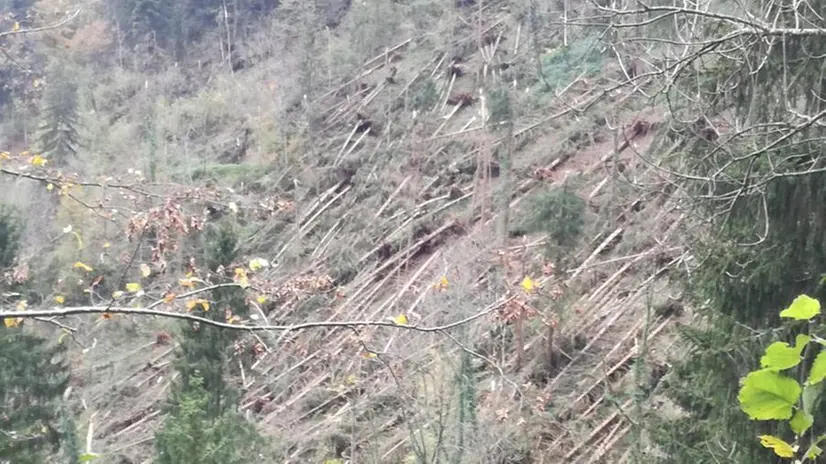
left=249, top=257, right=270, bottom=271
left=71, top=231, right=83, bottom=250
left=54, top=295, right=65, bottom=304
left=4, top=317, right=22, bottom=328
left=521, top=276, right=536, bottom=293
left=112, top=291, right=124, bottom=300
left=345, top=374, right=357, bottom=385
left=163, top=292, right=176, bottom=303
left=432, top=275, right=449, bottom=291
left=392, top=314, right=408, bottom=325
left=0, top=151, right=10, bottom=159
left=186, top=298, right=210, bottom=312
left=103, top=242, right=111, bottom=249
left=256, top=295, right=267, bottom=304
left=16, top=300, right=27, bottom=311
left=30, top=155, right=47, bottom=166
left=73, top=261, right=93, bottom=272
left=361, top=352, right=378, bottom=359
left=140, top=263, right=151, bottom=278
left=125, top=282, right=142, bottom=292
left=234, top=267, right=250, bottom=288
left=12, top=22, right=20, bottom=32
left=759, top=435, right=796, bottom=458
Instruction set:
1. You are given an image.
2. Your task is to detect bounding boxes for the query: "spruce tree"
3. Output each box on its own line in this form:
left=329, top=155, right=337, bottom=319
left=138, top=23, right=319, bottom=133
left=154, top=375, right=262, bottom=464
left=38, top=60, right=81, bottom=165
left=0, top=205, right=22, bottom=269
left=0, top=205, right=72, bottom=464
left=155, top=221, right=266, bottom=463
left=58, top=403, right=81, bottom=464
left=642, top=0, right=826, bottom=460
left=0, top=329, right=70, bottom=464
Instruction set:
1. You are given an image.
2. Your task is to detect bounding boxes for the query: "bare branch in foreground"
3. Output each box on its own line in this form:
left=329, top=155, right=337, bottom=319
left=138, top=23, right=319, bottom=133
left=1, top=297, right=512, bottom=333
left=0, top=9, right=81, bottom=40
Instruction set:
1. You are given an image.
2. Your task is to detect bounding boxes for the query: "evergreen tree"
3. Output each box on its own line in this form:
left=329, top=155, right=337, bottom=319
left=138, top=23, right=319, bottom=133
left=155, top=221, right=266, bottom=463
left=109, top=0, right=175, bottom=48
left=517, top=181, right=585, bottom=267
left=38, top=60, right=81, bottom=165
left=110, top=0, right=278, bottom=61
left=0, top=204, right=72, bottom=463
left=0, top=205, right=22, bottom=269
left=58, top=403, right=81, bottom=464
left=174, top=221, right=248, bottom=416
left=642, top=0, right=826, bottom=460
left=0, top=329, right=70, bottom=464
left=154, top=376, right=263, bottom=464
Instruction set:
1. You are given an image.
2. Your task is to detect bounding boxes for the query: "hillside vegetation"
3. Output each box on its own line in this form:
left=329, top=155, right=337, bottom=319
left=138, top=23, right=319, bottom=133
left=1, top=0, right=824, bottom=463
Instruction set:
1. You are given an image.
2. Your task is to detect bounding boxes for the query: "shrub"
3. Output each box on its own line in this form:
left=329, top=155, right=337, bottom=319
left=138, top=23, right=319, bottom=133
left=518, top=182, right=586, bottom=262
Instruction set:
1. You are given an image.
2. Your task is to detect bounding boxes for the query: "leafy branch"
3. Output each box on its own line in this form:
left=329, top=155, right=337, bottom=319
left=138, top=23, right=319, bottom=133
left=738, top=295, right=826, bottom=462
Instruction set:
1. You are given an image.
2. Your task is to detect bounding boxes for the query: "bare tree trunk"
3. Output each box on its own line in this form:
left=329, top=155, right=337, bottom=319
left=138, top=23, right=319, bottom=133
left=498, top=111, right=513, bottom=245
left=222, top=0, right=233, bottom=75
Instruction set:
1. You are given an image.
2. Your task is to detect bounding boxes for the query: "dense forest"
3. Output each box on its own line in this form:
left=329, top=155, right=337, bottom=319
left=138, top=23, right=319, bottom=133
left=1, top=0, right=825, bottom=462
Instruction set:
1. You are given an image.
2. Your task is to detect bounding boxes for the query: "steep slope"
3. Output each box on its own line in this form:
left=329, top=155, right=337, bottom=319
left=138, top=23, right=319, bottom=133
left=1, top=1, right=692, bottom=462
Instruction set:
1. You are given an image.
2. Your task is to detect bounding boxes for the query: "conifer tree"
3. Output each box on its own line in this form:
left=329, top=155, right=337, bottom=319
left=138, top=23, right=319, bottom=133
left=155, top=221, right=266, bottom=463
left=0, top=329, right=70, bottom=463
left=637, top=0, right=826, bottom=460
left=38, top=60, right=81, bottom=165
left=154, top=375, right=263, bottom=464
left=58, top=403, right=81, bottom=464
left=0, top=205, right=22, bottom=269
left=0, top=205, right=72, bottom=464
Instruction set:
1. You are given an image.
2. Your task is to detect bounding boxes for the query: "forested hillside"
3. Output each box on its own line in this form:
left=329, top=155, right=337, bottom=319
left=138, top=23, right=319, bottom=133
left=1, top=0, right=824, bottom=463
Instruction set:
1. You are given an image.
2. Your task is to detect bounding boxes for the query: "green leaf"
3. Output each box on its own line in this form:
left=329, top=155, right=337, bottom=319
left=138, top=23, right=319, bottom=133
left=779, top=294, right=821, bottom=320
left=805, top=436, right=826, bottom=460
left=802, top=383, right=823, bottom=415
left=761, top=334, right=811, bottom=370
left=790, top=410, right=813, bottom=436
left=808, top=350, right=826, bottom=385
left=79, top=452, right=101, bottom=462
left=739, top=369, right=801, bottom=420
left=806, top=444, right=822, bottom=460
left=759, top=435, right=796, bottom=458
